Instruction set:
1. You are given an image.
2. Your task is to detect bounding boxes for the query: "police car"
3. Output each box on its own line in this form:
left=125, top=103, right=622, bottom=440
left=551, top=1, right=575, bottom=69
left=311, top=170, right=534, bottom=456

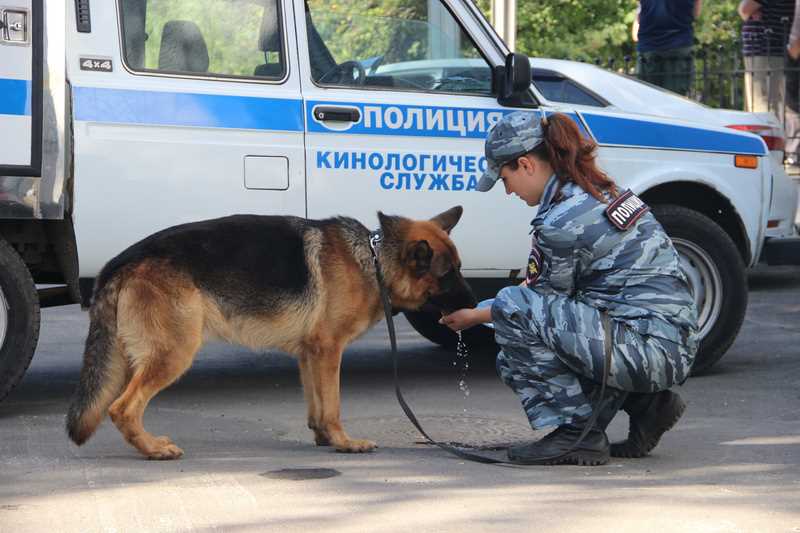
left=530, top=57, right=800, bottom=236
left=0, top=0, right=797, bottom=402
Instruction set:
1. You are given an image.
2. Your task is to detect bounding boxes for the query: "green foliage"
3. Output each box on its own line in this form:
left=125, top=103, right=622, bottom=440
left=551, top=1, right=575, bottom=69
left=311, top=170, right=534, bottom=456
left=474, top=0, right=742, bottom=62
left=518, top=0, right=638, bottom=60
left=132, top=0, right=744, bottom=84
left=309, top=0, right=430, bottom=64
left=133, top=0, right=484, bottom=81
left=693, top=0, right=743, bottom=48
left=308, top=0, right=482, bottom=64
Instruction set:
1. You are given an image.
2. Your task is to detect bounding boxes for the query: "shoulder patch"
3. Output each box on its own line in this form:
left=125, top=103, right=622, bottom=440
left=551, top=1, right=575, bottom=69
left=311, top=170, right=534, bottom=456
left=526, top=234, right=543, bottom=286
left=605, top=190, right=650, bottom=230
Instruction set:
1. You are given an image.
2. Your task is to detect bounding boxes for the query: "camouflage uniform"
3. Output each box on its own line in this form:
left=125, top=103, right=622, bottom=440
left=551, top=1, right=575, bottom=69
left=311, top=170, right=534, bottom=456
left=491, top=175, right=698, bottom=430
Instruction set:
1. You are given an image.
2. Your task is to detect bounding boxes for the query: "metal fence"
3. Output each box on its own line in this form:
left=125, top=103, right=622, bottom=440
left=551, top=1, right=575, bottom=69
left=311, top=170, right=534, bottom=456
left=577, top=43, right=798, bottom=110
left=596, top=46, right=753, bottom=110
left=566, top=28, right=800, bottom=162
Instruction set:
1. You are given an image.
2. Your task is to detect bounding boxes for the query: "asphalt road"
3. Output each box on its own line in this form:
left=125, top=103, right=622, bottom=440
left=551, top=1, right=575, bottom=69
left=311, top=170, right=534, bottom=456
left=1, top=267, right=799, bottom=533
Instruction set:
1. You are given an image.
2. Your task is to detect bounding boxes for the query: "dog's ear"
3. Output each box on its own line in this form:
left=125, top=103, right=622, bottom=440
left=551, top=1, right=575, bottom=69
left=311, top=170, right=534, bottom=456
left=405, top=240, right=433, bottom=276
left=378, top=211, right=400, bottom=237
left=429, top=206, right=463, bottom=234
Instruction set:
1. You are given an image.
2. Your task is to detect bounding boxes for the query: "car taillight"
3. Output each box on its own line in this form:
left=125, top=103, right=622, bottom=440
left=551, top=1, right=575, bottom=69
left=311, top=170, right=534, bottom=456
left=726, top=124, right=786, bottom=152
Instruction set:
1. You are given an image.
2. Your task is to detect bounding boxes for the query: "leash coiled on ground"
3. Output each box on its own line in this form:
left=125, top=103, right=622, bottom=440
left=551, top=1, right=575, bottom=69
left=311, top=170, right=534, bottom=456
left=369, top=231, right=612, bottom=465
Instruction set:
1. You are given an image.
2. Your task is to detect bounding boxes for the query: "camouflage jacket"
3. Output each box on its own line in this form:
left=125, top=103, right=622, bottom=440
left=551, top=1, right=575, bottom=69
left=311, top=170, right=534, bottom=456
left=527, top=174, right=698, bottom=347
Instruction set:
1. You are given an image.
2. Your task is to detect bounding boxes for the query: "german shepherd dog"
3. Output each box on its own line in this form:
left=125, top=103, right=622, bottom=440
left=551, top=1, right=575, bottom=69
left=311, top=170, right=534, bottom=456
left=66, top=207, right=475, bottom=459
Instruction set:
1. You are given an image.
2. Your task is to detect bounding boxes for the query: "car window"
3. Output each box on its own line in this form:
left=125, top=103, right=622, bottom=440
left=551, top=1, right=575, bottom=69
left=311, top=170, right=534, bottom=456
left=532, top=71, right=606, bottom=107
left=304, top=0, right=492, bottom=95
left=119, top=0, right=286, bottom=80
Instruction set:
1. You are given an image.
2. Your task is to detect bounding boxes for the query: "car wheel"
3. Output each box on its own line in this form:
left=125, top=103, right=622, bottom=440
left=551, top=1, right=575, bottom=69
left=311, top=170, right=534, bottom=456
left=404, top=309, right=496, bottom=350
left=0, top=239, right=40, bottom=402
left=652, top=205, right=748, bottom=374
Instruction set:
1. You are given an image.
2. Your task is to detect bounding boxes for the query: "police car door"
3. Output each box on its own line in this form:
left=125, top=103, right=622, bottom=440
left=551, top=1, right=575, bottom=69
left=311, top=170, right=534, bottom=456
left=69, top=0, right=306, bottom=276
left=295, top=0, right=533, bottom=271
left=0, top=1, right=40, bottom=181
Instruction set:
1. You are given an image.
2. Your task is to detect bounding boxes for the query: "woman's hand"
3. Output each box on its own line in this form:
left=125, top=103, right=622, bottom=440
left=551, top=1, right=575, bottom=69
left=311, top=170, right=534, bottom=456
left=738, top=0, right=761, bottom=21
left=439, top=308, right=483, bottom=332
left=789, top=39, right=800, bottom=60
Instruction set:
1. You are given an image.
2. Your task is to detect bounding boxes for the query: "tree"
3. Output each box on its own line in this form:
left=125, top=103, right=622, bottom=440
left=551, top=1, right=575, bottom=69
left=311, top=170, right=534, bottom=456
left=475, top=0, right=742, bottom=63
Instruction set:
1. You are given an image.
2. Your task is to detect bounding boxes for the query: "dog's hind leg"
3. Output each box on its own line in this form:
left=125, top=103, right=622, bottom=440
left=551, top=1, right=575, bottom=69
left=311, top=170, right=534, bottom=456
left=108, top=274, right=204, bottom=460
left=298, top=354, right=328, bottom=446
left=309, top=345, right=376, bottom=453
left=108, top=362, right=192, bottom=460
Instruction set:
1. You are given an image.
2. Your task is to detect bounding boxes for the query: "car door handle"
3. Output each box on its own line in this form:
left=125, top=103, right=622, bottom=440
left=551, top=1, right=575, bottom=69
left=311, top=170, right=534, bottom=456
left=313, top=106, right=361, bottom=123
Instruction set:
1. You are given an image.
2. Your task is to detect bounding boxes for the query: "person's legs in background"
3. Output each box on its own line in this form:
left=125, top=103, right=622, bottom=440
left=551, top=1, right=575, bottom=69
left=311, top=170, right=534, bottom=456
left=638, top=51, right=665, bottom=89
left=638, top=47, right=693, bottom=96
left=662, top=46, right=694, bottom=96
left=744, top=56, right=757, bottom=112
left=784, top=56, right=800, bottom=170
left=745, top=55, right=790, bottom=147
left=744, top=55, right=776, bottom=113
left=757, top=56, right=797, bottom=170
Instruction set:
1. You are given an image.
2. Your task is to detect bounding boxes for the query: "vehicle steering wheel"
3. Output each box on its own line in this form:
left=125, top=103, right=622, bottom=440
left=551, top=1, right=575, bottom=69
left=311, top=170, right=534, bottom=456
left=318, top=60, right=366, bottom=86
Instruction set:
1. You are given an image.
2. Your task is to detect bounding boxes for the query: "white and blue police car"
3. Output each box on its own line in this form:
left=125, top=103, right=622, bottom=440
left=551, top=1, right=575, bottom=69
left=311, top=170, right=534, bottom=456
left=0, top=0, right=797, bottom=400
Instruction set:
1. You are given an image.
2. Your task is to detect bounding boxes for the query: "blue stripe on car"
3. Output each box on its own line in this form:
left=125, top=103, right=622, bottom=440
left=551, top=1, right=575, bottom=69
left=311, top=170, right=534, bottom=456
left=72, top=86, right=304, bottom=132
left=19, top=81, right=763, bottom=155
left=545, top=110, right=590, bottom=138
left=0, top=78, right=31, bottom=116
left=581, top=112, right=767, bottom=156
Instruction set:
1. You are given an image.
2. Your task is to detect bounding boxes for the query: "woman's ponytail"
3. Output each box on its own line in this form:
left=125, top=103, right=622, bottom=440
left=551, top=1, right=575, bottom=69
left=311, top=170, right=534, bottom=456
left=531, top=113, right=618, bottom=202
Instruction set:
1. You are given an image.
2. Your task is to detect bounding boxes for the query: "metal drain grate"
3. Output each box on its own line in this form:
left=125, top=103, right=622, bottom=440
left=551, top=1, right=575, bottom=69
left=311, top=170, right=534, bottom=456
left=261, top=468, right=341, bottom=480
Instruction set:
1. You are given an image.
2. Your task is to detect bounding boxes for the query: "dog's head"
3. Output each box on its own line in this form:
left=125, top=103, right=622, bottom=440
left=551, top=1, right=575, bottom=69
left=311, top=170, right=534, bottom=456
left=377, top=206, right=477, bottom=313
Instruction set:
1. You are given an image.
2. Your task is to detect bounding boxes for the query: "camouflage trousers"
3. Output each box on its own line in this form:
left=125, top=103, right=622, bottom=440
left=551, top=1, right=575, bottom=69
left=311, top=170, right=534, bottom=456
left=491, top=286, right=693, bottom=430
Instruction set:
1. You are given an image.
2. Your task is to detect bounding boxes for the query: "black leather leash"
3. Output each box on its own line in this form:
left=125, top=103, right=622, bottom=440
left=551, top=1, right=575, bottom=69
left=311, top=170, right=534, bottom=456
left=368, top=231, right=613, bottom=465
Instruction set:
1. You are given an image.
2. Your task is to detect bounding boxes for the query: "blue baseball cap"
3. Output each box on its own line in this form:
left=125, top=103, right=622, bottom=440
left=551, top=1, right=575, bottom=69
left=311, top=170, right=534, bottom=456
left=477, top=111, right=546, bottom=192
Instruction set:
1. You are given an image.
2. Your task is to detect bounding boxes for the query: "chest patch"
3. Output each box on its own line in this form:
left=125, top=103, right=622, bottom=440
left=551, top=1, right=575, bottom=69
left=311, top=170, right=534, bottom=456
left=526, top=236, right=543, bottom=286
left=605, top=190, right=650, bottom=230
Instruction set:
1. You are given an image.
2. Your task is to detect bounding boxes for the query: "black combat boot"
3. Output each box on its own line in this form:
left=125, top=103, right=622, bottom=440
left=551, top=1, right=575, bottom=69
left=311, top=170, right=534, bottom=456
left=507, top=424, right=610, bottom=466
left=611, top=390, right=686, bottom=458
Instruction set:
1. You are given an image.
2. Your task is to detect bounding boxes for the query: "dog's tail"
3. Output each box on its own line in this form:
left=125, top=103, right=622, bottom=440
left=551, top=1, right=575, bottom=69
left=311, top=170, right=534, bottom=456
left=66, top=272, right=129, bottom=445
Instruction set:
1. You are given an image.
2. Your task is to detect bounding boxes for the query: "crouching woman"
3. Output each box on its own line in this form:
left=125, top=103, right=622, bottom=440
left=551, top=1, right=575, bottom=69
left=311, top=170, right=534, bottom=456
left=440, top=112, right=698, bottom=465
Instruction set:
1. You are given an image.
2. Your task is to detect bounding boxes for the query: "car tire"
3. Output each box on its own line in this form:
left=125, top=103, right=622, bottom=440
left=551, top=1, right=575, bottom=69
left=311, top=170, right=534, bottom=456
left=0, top=239, right=40, bottom=402
left=404, top=309, right=496, bottom=350
left=651, top=204, right=748, bottom=374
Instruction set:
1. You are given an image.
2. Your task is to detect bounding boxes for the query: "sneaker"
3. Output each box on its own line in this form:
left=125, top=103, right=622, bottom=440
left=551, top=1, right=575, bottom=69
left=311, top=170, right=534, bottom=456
left=507, top=424, right=610, bottom=466
left=784, top=155, right=800, bottom=175
left=611, top=390, right=686, bottom=458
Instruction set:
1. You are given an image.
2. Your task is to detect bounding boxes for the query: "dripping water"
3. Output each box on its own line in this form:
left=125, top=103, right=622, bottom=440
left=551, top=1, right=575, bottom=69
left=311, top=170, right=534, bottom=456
left=455, top=331, right=471, bottom=411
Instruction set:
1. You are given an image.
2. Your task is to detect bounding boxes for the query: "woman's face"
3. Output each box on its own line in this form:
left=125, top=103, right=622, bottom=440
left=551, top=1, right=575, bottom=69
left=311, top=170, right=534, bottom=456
left=499, top=154, right=553, bottom=206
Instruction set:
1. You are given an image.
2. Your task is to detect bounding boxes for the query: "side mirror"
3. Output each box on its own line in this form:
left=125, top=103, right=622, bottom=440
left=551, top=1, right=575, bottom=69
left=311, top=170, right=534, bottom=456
left=504, top=53, right=531, bottom=97
left=496, top=52, right=531, bottom=102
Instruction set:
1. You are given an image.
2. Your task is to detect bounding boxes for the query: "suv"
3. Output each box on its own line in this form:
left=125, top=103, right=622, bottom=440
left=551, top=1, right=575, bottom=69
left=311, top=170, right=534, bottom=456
left=0, top=0, right=797, bottom=402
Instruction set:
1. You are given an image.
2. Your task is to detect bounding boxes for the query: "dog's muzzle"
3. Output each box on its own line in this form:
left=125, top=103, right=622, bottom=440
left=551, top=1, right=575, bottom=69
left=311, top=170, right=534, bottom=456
left=426, top=276, right=477, bottom=314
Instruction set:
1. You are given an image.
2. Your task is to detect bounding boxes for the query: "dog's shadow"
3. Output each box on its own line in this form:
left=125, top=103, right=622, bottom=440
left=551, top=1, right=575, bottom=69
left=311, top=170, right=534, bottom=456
left=0, top=337, right=501, bottom=422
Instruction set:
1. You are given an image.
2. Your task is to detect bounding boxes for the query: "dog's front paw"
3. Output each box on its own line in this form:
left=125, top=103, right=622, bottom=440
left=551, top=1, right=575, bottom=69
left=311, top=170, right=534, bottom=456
left=334, top=438, right=377, bottom=453
left=146, top=443, right=184, bottom=460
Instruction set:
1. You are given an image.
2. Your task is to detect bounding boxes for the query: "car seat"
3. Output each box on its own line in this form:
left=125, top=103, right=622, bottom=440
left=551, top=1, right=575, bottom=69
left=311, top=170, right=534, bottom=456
left=254, top=1, right=285, bottom=78
left=158, top=20, right=209, bottom=73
